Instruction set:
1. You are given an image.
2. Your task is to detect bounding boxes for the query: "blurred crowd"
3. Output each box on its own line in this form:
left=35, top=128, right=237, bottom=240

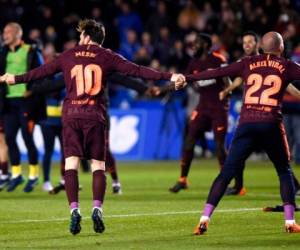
left=1, top=3, right=300, bottom=111
left=1, top=0, right=300, bottom=72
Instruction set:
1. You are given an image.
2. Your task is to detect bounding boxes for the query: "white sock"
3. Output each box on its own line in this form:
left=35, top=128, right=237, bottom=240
left=285, top=220, right=295, bottom=225
left=93, top=207, right=103, bottom=212
left=70, top=208, right=80, bottom=214
left=200, top=215, right=210, bottom=223
left=112, top=181, right=121, bottom=187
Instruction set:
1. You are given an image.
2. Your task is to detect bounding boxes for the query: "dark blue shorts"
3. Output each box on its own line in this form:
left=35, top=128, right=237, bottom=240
left=225, top=122, right=290, bottom=174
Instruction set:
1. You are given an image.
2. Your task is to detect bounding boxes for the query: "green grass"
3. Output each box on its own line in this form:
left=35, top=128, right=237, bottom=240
left=0, top=159, right=300, bottom=250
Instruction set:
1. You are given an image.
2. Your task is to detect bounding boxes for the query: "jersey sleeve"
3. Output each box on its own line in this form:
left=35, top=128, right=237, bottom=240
left=15, top=55, right=63, bottom=83
left=107, top=51, right=172, bottom=81
left=185, top=60, right=244, bottom=82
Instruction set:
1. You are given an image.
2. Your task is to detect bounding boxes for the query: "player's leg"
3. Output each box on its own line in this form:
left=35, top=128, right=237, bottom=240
left=65, top=156, right=81, bottom=235
left=65, top=156, right=80, bottom=209
left=20, top=116, right=39, bottom=192
left=169, top=111, right=209, bottom=193
left=105, top=114, right=121, bottom=194
left=63, top=120, right=84, bottom=235
left=90, top=159, right=106, bottom=233
left=194, top=124, right=255, bottom=235
left=50, top=126, right=66, bottom=194
left=41, top=124, right=55, bottom=191
left=4, top=111, right=24, bottom=191
left=84, top=121, right=107, bottom=233
left=213, top=112, right=246, bottom=196
left=261, top=123, right=300, bottom=233
left=0, top=127, right=9, bottom=190
left=106, top=149, right=122, bottom=194
left=212, top=113, right=227, bottom=170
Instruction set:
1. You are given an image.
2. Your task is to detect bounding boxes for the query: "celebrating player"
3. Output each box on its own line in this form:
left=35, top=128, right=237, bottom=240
left=29, top=72, right=156, bottom=195
left=221, top=31, right=300, bottom=196
left=0, top=19, right=185, bottom=235
left=169, top=33, right=246, bottom=195
left=178, top=31, right=300, bottom=234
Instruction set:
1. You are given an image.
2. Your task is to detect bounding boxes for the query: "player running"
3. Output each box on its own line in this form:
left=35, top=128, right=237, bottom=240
left=0, top=19, right=184, bottom=235
left=178, top=31, right=300, bottom=234
left=169, top=33, right=246, bottom=195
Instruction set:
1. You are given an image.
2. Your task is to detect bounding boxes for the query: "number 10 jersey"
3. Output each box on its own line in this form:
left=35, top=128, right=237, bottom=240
left=15, top=44, right=171, bottom=124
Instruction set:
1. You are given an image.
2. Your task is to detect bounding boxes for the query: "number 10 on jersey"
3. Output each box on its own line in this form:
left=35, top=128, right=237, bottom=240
left=71, top=64, right=102, bottom=96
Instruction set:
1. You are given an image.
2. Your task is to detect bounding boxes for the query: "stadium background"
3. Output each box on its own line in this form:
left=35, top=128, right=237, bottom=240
left=1, top=0, right=300, bottom=160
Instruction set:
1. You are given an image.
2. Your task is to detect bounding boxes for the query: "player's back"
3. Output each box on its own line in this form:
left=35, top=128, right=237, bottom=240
left=239, top=54, right=291, bottom=124
left=60, top=44, right=114, bottom=123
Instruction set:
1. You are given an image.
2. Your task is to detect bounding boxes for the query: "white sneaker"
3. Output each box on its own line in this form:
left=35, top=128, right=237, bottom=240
left=43, top=181, right=54, bottom=192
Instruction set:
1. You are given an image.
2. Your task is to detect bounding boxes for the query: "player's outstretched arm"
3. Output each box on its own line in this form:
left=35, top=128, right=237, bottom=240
left=109, top=51, right=185, bottom=84
left=5, top=57, right=62, bottom=85
left=286, top=83, right=300, bottom=100
left=219, top=77, right=243, bottom=100
left=185, top=60, right=244, bottom=83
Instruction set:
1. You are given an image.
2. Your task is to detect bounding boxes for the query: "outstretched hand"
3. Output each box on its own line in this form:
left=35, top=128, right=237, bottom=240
left=0, top=73, right=16, bottom=84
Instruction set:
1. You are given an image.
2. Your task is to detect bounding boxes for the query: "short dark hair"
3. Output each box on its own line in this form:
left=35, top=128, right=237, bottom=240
left=197, top=33, right=212, bottom=49
left=242, top=31, right=259, bottom=43
left=77, top=19, right=105, bottom=45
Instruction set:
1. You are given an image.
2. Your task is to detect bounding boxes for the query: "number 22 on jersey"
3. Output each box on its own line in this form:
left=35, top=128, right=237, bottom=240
left=244, top=73, right=282, bottom=106
left=71, top=64, right=102, bottom=96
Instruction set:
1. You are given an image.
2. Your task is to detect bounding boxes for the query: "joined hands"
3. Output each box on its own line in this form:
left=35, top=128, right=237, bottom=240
left=171, top=73, right=187, bottom=90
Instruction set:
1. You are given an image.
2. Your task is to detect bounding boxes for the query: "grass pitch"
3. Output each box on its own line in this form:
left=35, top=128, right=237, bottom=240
left=0, top=159, right=300, bottom=249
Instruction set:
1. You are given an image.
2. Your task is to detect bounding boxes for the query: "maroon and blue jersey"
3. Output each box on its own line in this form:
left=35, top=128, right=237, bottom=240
left=15, top=44, right=171, bottom=123
left=186, top=54, right=300, bottom=124
left=186, top=52, right=229, bottom=112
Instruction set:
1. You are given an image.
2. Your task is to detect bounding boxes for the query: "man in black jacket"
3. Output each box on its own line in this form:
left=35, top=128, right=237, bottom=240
left=0, top=22, right=46, bottom=192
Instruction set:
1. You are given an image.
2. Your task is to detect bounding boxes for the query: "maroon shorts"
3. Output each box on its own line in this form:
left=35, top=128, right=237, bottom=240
left=188, top=109, right=228, bottom=139
left=63, top=119, right=106, bottom=161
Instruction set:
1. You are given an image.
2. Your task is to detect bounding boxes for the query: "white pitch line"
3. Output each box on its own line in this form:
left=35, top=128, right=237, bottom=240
left=0, top=207, right=261, bottom=224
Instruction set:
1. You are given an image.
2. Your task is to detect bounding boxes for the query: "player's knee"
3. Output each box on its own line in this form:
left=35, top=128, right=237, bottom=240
left=220, top=165, right=236, bottom=181
left=65, top=156, right=80, bottom=170
left=91, top=160, right=106, bottom=172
